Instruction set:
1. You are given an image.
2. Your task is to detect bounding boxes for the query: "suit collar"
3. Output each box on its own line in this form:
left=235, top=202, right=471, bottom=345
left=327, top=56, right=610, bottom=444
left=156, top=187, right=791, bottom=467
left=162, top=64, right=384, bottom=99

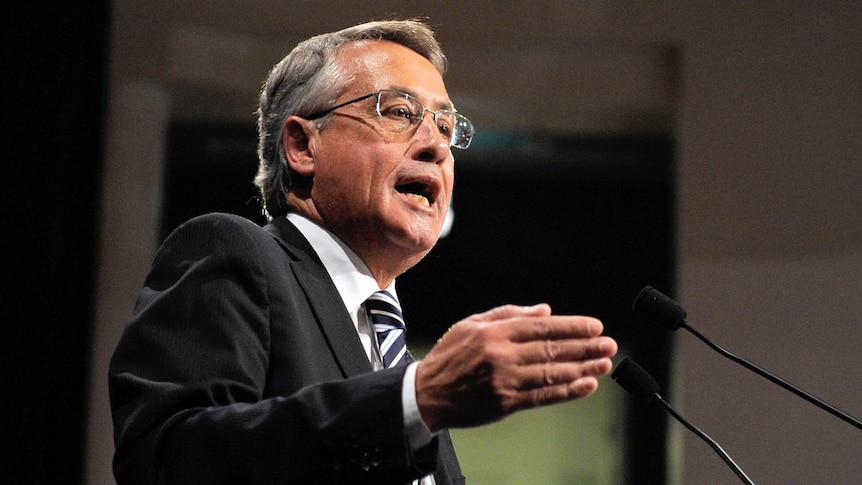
left=264, top=216, right=373, bottom=377
left=263, top=215, right=320, bottom=262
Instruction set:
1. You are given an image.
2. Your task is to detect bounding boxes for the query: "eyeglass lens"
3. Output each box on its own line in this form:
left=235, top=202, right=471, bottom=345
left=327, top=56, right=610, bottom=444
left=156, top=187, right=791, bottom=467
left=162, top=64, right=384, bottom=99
left=376, top=91, right=474, bottom=149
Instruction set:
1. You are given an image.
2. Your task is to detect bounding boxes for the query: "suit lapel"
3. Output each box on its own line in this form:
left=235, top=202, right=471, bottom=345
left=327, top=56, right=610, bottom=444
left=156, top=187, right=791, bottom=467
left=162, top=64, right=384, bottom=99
left=264, top=217, right=373, bottom=378
left=265, top=217, right=464, bottom=483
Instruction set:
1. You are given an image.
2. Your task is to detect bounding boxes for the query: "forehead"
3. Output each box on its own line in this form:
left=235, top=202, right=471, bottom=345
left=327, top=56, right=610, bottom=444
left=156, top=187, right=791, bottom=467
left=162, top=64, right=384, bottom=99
left=337, top=40, right=452, bottom=109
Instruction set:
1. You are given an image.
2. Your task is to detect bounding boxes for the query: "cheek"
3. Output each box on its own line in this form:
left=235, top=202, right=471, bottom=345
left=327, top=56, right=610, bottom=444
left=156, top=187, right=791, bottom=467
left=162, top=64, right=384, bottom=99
left=444, top=164, right=456, bottom=198
left=315, top=147, right=372, bottom=189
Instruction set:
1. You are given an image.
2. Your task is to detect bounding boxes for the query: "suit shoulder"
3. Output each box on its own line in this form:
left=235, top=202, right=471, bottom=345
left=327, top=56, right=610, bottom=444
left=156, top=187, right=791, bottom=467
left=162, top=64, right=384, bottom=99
left=155, top=212, right=272, bottom=259
left=175, top=212, right=262, bottom=232
left=167, top=212, right=266, bottom=241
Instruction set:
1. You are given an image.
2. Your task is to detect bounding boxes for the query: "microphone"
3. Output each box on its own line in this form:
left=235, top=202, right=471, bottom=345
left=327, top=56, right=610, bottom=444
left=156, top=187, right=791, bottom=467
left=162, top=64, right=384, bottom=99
left=633, top=286, right=862, bottom=431
left=613, top=357, right=756, bottom=485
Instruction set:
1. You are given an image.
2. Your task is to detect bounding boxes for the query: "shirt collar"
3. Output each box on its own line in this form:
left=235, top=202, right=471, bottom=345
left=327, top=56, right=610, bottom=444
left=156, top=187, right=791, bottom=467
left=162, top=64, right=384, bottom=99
left=286, top=213, right=397, bottom=316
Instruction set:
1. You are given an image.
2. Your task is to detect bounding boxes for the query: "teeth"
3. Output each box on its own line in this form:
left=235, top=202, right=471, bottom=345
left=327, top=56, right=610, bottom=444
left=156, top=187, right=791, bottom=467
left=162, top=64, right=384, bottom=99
left=405, top=193, right=430, bottom=207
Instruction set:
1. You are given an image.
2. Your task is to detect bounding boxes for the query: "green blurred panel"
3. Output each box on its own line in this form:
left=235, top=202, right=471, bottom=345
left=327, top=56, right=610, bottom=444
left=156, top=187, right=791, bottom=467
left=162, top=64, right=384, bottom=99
left=450, top=383, right=623, bottom=485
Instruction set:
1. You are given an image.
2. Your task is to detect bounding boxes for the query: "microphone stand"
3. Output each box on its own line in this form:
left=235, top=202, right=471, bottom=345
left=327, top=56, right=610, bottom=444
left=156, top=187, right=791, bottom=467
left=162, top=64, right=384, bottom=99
left=612, top=357, right=756, bottom=484
left=653, top=394, right=755, bottom=485
left=680, top=322, right=862, bottom=431
left=634, top=285, right=862, bottom=431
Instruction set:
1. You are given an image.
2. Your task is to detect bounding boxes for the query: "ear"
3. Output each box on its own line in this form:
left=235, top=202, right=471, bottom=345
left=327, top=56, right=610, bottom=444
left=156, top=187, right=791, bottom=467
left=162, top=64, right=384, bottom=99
left=282, top=116, right=317, bottom=177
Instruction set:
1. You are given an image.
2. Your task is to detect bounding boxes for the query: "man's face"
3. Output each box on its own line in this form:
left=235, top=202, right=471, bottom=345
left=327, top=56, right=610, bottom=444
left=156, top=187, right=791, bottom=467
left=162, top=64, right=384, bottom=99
left=308, top=40, right=456, bottom=274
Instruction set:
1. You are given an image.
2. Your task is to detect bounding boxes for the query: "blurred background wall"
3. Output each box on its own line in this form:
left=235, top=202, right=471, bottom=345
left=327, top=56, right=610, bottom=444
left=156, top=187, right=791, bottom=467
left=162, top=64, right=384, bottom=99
left=7, top=1, right=860, bottom=484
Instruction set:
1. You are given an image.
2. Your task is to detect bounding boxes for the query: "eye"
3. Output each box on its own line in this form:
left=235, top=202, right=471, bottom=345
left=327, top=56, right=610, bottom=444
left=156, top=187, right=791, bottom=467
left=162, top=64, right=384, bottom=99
left=380, top=102, right=418, bottom=121
left=436, top=113, right=455, bottom=138
left=437, top=121, right=451, bottom=136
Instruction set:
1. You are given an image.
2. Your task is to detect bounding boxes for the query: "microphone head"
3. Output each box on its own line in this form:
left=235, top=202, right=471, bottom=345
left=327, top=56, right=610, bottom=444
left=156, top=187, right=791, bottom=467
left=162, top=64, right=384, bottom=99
left=612, top=357, right=660, bottom=403
left=633, top=286, right=687, bottom=331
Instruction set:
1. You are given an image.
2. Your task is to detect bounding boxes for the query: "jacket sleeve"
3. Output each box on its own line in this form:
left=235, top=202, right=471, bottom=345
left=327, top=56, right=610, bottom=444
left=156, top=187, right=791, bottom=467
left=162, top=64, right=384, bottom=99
left=108, top=214, right=438, bottom=484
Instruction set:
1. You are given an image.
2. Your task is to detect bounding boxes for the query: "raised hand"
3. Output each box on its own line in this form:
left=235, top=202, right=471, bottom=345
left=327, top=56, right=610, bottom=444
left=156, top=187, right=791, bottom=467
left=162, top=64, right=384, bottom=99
left=415, top=303, right=618, bottom=432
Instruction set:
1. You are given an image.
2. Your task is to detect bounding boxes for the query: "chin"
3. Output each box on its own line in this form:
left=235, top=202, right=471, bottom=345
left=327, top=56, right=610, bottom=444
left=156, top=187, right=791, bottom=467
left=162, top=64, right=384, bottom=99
left=393, top=221, right=441, bottom=254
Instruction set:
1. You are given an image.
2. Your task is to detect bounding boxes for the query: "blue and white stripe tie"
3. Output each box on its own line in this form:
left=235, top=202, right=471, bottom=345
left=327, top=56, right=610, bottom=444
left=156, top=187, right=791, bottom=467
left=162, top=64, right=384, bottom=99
left=365, top=290, right=408, bottom=368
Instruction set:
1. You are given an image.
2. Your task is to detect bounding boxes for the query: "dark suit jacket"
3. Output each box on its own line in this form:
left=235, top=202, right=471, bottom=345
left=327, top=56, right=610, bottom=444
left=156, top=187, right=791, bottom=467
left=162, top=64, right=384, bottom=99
left=109, top=213, right=464, bottom=484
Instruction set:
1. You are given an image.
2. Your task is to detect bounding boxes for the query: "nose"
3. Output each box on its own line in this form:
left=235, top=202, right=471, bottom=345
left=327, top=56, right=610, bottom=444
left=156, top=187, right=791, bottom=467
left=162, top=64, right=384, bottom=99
left=412, top=111, right=450, bottom=163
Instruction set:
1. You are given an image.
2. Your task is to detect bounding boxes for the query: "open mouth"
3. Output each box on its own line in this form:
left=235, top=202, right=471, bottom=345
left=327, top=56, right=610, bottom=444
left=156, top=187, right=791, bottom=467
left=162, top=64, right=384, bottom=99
left=396, top=181, right=433, bottom=207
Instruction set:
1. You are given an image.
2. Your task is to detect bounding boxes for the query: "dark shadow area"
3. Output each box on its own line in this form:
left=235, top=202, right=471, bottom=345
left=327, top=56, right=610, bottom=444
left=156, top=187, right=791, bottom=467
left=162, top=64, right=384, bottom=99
left=5, top=2, right=110, bottom=484
left=161, top=122, right=267, bottom=237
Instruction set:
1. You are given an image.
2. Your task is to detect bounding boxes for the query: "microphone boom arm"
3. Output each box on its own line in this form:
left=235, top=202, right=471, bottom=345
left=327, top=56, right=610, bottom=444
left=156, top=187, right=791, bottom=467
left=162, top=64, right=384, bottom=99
left=654, top=394, right=756, bottom=485
left=680, top=322, right=862, bottom=430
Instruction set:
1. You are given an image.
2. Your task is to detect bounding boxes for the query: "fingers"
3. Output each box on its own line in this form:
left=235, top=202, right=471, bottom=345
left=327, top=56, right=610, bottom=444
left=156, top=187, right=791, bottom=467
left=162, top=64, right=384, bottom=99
left=510, top=376, right=602, bottom=411
left=513, top=335, right=618, bottom=365
left=494, top=357, right=613, bottom=414
left=465, top=303, right=604, bottom=341
left=513, top=358, right=615, bottom=390
left=506, top=315, right=604, bottom=342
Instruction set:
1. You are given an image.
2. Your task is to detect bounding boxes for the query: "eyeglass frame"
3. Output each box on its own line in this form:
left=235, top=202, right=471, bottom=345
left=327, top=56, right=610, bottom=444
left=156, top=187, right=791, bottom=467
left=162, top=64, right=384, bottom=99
left=304, top=89, right=475, bottom=149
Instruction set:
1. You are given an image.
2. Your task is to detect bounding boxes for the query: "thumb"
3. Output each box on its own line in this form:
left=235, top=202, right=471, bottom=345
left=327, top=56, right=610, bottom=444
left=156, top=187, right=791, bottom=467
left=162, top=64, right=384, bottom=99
left=468, top=303, right=552, bottom=323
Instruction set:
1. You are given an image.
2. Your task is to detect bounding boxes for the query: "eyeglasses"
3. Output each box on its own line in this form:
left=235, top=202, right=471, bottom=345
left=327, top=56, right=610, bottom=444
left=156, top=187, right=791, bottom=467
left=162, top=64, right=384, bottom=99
left=306, top=89, right=475, bottom=149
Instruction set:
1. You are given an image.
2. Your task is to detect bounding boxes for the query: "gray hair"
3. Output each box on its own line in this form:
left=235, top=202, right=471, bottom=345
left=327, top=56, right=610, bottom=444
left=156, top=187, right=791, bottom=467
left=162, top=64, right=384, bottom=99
left=254, top=19, right=448, bottom=220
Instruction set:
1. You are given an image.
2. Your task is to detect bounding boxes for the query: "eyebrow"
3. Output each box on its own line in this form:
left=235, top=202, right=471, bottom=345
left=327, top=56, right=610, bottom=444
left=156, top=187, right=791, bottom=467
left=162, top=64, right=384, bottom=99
left=387, top=86, right=454, bottom=111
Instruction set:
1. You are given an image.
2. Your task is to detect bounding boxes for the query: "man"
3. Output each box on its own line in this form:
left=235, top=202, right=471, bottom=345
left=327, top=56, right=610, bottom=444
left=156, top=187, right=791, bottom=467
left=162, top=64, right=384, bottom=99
left=109, top=19, right=617, bottom=485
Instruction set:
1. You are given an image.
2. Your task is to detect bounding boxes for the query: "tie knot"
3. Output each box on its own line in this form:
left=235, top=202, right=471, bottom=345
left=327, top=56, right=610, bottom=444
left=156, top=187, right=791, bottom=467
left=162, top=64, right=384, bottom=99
left=366, top=290, right=407, bottom=368
left=365, top=290, right=405, bottom=330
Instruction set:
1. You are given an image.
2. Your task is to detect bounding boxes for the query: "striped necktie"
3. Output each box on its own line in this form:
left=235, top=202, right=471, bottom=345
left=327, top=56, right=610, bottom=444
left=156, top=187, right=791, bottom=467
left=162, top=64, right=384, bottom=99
left=366, top=292, right=433, bottom=484
left=365, top=290, right=408, bottom=368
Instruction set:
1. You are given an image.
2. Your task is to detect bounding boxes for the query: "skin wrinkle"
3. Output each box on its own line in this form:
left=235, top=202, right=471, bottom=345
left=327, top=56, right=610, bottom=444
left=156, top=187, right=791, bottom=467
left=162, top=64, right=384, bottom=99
left=545, top=339, right=560, bottom=361
left=543, top=362, right=556, bottom=386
